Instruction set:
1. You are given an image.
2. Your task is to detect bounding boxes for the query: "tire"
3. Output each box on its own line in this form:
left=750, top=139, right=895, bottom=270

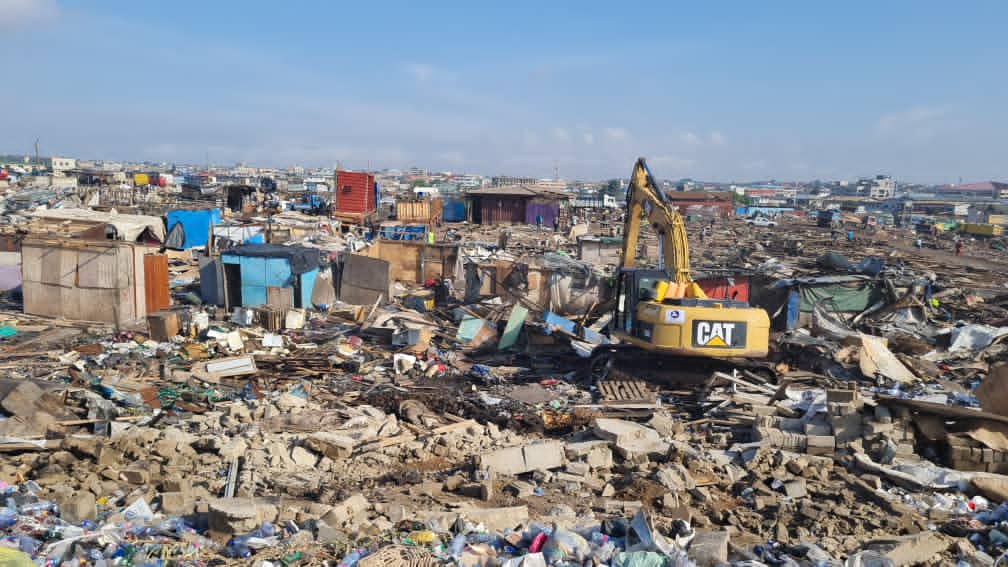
left=588, top=350, right=614, bottom=381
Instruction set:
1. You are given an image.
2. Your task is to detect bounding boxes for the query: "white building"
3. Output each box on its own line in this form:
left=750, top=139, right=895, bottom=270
left=453, top=174, right=484, bottom=189
left=45, top=156, right=76, bottom=176
left=868, top=175, right=896, bottom=199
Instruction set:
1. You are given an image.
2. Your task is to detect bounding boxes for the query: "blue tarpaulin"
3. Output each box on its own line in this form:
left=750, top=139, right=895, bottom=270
left=166, top=208, right=222, bottom=249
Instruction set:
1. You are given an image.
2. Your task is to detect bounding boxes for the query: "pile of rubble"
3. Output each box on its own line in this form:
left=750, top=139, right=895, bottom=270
left=0, top=215, right=1005, bottom=566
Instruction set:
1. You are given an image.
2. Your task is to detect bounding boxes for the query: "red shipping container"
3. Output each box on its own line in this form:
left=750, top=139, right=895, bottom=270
left=335, top=171, right=377, bottom=214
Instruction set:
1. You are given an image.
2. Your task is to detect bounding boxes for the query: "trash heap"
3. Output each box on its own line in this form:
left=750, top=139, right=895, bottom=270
left=0, top=215, right=1004, bottom=565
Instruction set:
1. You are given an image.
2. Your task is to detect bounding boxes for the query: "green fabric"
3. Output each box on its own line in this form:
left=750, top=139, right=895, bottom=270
left=799, top=282, right=883, bottom=312
left=614, top=551, right=669, bottom=567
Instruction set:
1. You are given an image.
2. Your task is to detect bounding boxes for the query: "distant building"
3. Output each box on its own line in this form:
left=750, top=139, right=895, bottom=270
left=534, top=179, right=569, bottom=192
left=854, top=175, right=896, bottom=199
left=938, top=181, right=1008, bottom=200
left=45, top=156, right=76, bottom=176
left=869, top=175, right=896, bottom=199
left=491, top=175, right=537, bottom=187
left=453, top=174, right=484, bottom=189
left=466, top=185, right=567, bottom=226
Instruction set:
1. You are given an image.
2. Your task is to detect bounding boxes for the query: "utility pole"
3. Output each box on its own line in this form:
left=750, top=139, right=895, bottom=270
left=34, top=139, right=40, bottom=173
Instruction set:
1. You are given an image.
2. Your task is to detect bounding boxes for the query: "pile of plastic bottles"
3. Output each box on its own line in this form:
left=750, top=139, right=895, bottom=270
left=333, top=516, right=698, bottom=567
left=0, top=481, right=216, bottom=566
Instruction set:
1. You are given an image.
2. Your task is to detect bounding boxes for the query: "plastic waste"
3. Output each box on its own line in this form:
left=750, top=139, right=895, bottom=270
left=338, top=549, right=365, bottom=567
left=122, top=497, right=153, bottom=522
left=614, top=551, right=675, bottom=567
left=542, top=526, right=590, bottom=563
left=449, top=533, right=468, bottom=558
left=989, top=529, right=1008, bottom=547
left=802, top=540, right=842, bottom=566
left=0, top=548, right=34, bottom=567
left=225, top=522, right=276, bottom=558
left=0, top=507, right=17, bottom=527
left=845, top=551, right=895, bottom=567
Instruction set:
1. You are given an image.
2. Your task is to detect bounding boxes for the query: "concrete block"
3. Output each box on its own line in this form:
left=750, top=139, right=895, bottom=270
left=160, top=492, right=195, bottom=516
left=61, top=491, right=97, bottom=523
left=805, top=435, right=835, bottom=456
left=593, top=418, right=669, bottom=458
left=864, top=422, right=893, bottom=437
left=321, top=493, right=370, bottom=527
left=783, top=479, right=807, bottom=499
left=826, top=389, right=858, bottom=403
left=479, top=446, right=526, bottom=476
left=290, top=446, right=318, bottom=468
left=522, top=440, right=565, bottom=472
left=689, top=530, right=730, bottom=567
left=830, top=413, right=863, bottom=443
left=304, top=432, right=355, bottom=460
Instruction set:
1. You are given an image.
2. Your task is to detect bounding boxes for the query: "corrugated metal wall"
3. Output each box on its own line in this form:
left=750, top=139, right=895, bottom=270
left=442, top=199, right=467, bottom=222
left=525, top=202, right=559, bottom=226
left=220, top=254, right=318, bottom=308
left=480, top=197, right=526, bottom=224
left=143, top=254, right=171, bottom=312
left=21, top=239, right=145, bottom=326
left=335, top=171, right=377, bottom=214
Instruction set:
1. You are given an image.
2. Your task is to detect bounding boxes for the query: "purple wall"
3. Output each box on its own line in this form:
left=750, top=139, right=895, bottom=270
left=525, top=202, right=560, bottom=226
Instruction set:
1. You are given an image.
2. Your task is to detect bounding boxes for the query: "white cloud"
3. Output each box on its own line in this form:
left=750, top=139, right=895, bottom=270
left=709, top=130, right=726, bottom=145
left=681, top=132, right=700, bottom=145
left=603, top=127, right=628, bottom=141
left=404, top=63, right=435, bottom=83
left=552, top=127, right=570, bottom=143
left=1, top=0, right=59, bottom=24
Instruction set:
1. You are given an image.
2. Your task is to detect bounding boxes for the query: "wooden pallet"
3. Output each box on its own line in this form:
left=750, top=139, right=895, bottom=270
left=597, top=380, right=657, bottom=406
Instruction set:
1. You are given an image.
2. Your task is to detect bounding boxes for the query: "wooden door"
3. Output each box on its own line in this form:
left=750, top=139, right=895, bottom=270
left=143, top=254, right=171, bottom=313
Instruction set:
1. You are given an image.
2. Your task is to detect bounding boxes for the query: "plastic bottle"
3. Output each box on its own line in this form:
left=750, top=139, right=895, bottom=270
left=0, top=507, right=17, bottom=528
left=338, top=549, right=363, bottom=567
left=449, top=534, right=467, bottom=558
left=18, top=501, right=56, bottom=515
left=225, top=522, right=276, bottom=557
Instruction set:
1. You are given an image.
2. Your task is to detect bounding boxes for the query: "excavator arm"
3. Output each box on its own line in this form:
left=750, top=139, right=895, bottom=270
left=621, top=157, right=705, bottom=297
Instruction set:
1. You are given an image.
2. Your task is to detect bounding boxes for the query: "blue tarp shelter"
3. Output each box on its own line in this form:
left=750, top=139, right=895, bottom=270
left=166, top=208, right=222, bottom=249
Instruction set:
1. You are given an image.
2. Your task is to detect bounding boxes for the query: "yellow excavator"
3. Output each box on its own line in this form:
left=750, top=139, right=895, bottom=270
left=590, top=158, right=770, bottom=378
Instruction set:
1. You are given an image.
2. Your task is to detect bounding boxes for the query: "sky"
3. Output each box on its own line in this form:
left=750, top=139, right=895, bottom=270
left=3, top=1, right=1007, bottom=183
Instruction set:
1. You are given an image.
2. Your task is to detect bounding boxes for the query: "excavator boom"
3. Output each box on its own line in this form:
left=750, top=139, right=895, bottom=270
left=621, top=158, right=692, bottom=284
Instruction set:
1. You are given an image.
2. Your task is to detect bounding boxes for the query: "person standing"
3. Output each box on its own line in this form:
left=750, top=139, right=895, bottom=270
left=536, top=213, right=543, bottom=232
left=955, top=239, right=963, bottom=256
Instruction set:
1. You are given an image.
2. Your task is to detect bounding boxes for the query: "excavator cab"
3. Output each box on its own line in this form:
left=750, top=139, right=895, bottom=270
left=613, top=268, right=770, bottom=358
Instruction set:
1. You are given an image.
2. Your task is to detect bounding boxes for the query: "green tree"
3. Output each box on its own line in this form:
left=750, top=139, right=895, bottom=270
left=601, top=179, right=622, bottom=198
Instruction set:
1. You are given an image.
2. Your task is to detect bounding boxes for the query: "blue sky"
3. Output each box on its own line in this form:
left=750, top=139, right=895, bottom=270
left=3, top=0, right=1006, bottom=182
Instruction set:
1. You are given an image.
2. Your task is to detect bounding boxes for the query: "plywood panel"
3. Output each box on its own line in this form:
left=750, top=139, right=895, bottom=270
left=340, top=254, right=389, bottom=305
left=267, top=286, right=294, bottom=308
left=77, top=249, right=118, bottom=288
